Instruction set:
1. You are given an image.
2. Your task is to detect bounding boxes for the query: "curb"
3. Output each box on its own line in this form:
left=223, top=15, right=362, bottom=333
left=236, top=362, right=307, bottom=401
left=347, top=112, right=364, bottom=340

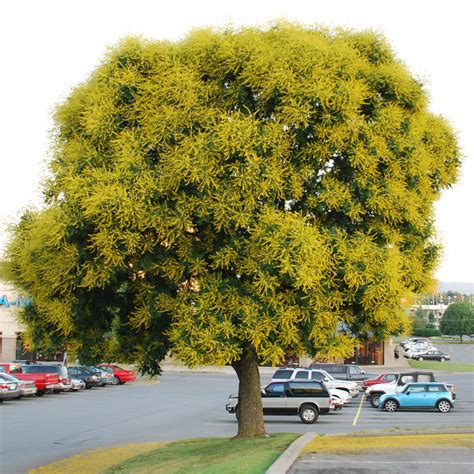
left=266, top=432, right=316, bottom=474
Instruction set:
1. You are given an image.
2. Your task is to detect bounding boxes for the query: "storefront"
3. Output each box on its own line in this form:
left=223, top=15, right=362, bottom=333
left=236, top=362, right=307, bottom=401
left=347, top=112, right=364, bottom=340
left=0, top=281, right=27, bottom=362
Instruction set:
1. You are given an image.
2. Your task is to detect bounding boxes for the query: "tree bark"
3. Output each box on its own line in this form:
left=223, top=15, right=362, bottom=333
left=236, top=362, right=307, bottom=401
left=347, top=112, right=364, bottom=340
left=231, top=347, right=267, bottom=438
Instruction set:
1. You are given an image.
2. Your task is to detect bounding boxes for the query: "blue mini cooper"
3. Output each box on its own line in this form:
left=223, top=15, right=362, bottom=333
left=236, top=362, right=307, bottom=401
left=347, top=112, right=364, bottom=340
left=379, top=382, right=455, bottom=413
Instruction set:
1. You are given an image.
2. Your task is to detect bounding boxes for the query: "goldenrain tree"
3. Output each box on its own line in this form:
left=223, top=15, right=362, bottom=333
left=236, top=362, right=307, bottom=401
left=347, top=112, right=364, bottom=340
left=4, top=24, right=460, bottom=437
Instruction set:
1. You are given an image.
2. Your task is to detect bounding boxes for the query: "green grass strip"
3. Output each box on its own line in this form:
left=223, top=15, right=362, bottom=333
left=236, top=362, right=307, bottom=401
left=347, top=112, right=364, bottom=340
left=408, top=360, right=474, bottom=372
left=104, top=433, right=299, bottom=474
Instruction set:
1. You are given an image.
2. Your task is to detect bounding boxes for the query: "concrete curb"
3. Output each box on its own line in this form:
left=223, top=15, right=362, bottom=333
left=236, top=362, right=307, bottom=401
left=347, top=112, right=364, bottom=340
left=266, top=432, right=316, bottom=474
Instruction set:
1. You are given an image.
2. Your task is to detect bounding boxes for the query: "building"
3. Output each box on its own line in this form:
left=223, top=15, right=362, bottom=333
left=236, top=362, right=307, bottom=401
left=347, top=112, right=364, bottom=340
left=0, top=281, right=27, bottom=362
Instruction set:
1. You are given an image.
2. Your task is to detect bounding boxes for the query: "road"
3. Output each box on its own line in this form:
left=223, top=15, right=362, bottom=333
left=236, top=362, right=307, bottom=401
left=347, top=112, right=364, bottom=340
left=1, top=371, right=473, bottom=473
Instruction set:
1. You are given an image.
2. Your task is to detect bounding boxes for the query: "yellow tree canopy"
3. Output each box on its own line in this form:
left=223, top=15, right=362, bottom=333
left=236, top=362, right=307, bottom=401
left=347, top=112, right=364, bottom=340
left=4, top=24, right=460, bottom=370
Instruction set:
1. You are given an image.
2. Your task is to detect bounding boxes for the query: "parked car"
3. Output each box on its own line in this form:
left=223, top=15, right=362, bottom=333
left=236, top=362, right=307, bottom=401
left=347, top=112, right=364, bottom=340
left=0, top=363, right=61, bottom=396
left=271, top=368, right=359, bottom=398
left=70, top=377, right=86, bottom=391
left=97, top=364, right=136, bottom=385
left=404, top=344, right=435, bottom=359
left=67, top=367, right=101, bottom=389
left=36, top=364, right=73, bottom=393
left=379, top=383, right=455, bottom=413
left=309, top=363, right=376, bottom=386
left=362, top=373, right=399, bottom=391
left=0, top=373, right=37, bottom=397
left=366, top=371, right=456, bottom=408
left=400, top=337, right=431, bottom=348
left=413, top=350, right=451, bottom=362
left=0, top=376, right=20, bottom=402
left=226, top=381, right=333, bottom=424
left=84, top=366, right=115, bottom=386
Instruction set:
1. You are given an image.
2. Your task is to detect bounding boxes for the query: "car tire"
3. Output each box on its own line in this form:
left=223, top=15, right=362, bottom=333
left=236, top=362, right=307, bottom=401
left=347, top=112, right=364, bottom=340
left=112, top=376, right=120, bottom=385
left=418, top=357, right=424, bottom=361
left=437, top=400, right=452, bottom=413
left=36, top=390, right=45, bottom=397
left=370, top=393, right=383, bottom=408
left=383, top=399, right=399, bottom=412
left=299, top=404, right=319, bottom=424
left=440, top=357, right=446, bottom=362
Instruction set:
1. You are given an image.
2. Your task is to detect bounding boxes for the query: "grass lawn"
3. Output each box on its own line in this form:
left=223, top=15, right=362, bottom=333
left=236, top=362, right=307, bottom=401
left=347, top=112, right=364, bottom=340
left=408, top=360, right=474, bottom=372
left=104, top=433, right=299, bottom=474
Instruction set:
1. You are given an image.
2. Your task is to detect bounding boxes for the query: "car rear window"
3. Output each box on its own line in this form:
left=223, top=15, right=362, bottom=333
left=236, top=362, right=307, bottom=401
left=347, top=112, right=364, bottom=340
left=272, top=369, right=293, bottom=380
left=289, top=382, right=327, bottom=396
left=23, top=365, right=58, bottom=374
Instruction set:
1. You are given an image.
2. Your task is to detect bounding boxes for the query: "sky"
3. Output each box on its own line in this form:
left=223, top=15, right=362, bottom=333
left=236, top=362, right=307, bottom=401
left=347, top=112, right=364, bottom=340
left=0, top=0, right=473, bottom=283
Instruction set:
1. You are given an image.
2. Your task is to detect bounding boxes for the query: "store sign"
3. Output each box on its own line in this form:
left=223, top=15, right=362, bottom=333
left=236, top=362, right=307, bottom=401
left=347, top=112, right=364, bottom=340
left=0, top=295, right=30, bottom=309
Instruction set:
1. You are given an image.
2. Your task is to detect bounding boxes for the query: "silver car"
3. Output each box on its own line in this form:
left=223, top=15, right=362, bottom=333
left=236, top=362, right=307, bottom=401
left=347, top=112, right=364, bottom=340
left=0, top=377, right=20, bottom=402
left=226, top=381, right=332, bottom=424
left=0, top=373, right=36, bottom=397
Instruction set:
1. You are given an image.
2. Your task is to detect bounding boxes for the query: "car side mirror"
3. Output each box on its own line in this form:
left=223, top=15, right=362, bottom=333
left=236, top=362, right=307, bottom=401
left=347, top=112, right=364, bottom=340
left=261, top=389, right=266, bottom=395
left=324, top=377, right=329, bottom=382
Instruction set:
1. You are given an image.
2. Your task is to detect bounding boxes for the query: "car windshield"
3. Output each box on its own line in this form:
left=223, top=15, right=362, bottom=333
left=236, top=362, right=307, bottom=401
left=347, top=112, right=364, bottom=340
left=320, top=370, right=335, bottom=381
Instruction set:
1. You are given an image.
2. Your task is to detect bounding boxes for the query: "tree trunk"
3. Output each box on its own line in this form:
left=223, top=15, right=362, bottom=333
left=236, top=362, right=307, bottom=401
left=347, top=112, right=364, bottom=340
left=231, top=347, right=267, bottom=438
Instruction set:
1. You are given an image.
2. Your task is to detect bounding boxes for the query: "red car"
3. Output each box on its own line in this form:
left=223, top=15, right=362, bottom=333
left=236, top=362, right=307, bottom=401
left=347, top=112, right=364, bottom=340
left=97, top=364, right=136, bottom=385
left=362, top=373, right=399, bottom=391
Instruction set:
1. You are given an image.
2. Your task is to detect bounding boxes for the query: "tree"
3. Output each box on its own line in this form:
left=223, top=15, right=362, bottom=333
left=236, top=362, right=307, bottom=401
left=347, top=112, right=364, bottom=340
left=440, top=302, right=474, bottom=342
left=3, top=24, right=460, bottom=438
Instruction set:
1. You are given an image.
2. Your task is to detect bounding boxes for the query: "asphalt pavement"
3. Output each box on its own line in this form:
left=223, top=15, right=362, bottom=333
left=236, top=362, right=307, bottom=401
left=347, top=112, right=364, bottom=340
left=289, top=448, right=474, bottom=473
left=1, top=370, right=473, bottom=473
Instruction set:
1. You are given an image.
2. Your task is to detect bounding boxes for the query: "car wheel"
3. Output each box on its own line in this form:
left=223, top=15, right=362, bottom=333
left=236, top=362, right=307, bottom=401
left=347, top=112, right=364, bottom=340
left=53, top=389, right=61, bottom=394
left=36, top=390, right=45, bottom=397
left=370, top=393, right=382, bottom=408
left=440, top=357, right=446, bottom=362
left=437, top=400, right=452, bottom=413
left=383, top=399, right=399, bottom=412
left=418, top=357, right=424, bottom=361
left=299, top=404, right=319, bottom=424
left=112, top=376, right=120, bottom=385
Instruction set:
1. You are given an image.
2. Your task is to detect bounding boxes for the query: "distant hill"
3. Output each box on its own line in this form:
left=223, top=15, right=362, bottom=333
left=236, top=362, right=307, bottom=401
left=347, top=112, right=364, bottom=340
left=439, top=282, right=474, bottom=294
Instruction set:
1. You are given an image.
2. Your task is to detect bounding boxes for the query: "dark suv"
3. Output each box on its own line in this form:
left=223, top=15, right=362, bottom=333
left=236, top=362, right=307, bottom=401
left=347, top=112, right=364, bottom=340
left=225, top=381, right=332, bottom=424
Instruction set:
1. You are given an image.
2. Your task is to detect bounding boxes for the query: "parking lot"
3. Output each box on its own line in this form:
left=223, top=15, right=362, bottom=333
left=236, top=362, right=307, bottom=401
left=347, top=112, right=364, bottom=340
left=1, top=371, right=473, bottom=473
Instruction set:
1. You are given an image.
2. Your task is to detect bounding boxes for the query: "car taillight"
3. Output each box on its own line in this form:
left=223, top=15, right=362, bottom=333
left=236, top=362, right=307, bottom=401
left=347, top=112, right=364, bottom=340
left=329, top=398, right=333, bottom=407
left=450, top=385, right=455, bottom=393
left=0, top=383, right=8, bottom=389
